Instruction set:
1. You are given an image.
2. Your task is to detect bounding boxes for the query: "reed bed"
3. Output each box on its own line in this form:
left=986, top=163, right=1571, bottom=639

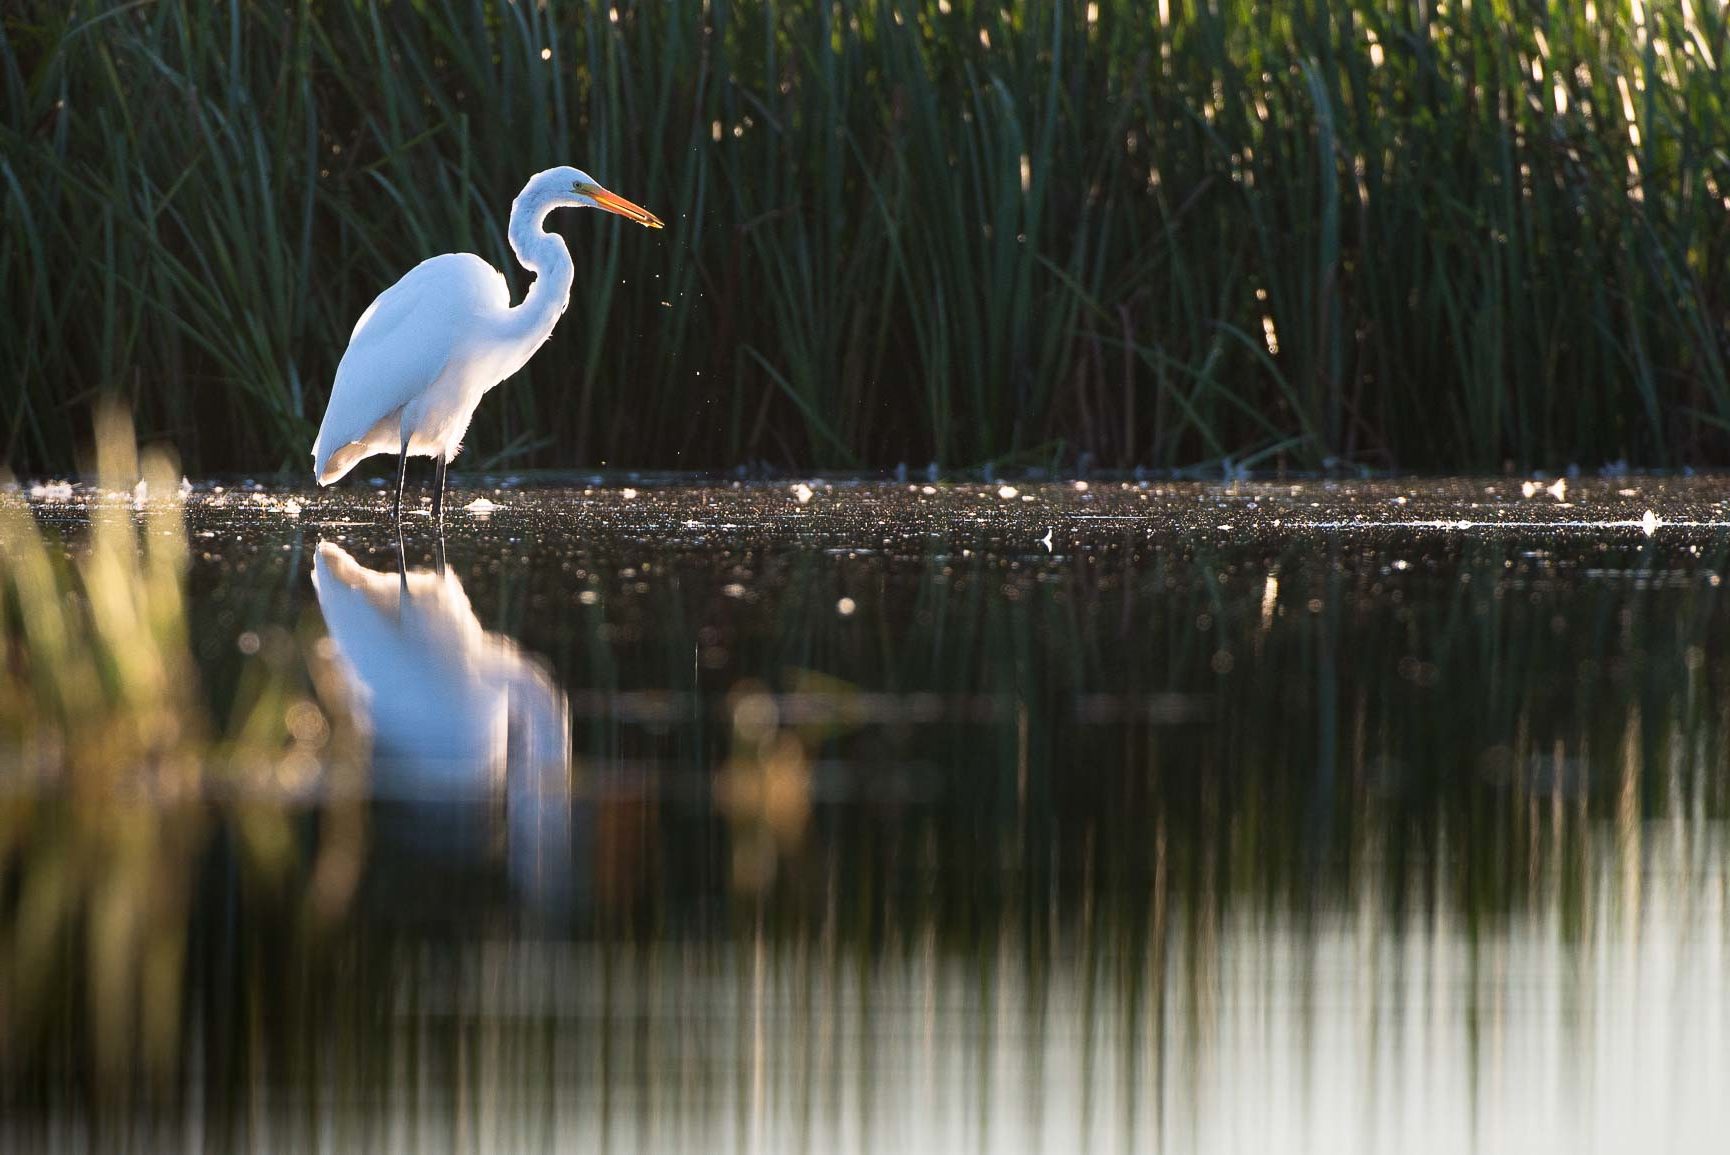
left=4, top=0, right=1728, bottom=475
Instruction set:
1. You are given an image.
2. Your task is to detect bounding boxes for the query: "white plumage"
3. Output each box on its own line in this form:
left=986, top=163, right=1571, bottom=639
left=309, top=166, right=662, bottom=516
left=312, top=540, right=573, bottom=911
left=312, top=254, right=510, bottom=484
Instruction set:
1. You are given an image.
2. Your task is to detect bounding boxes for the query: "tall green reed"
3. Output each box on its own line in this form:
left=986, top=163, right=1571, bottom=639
left=3, top=0, right=1727, bottom=475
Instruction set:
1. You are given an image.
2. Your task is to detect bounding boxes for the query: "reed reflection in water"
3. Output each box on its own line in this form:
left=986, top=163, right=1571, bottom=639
left=373, top=838, right=1727, bottom=1155
left=5, top=480, right=1730, bottom=1152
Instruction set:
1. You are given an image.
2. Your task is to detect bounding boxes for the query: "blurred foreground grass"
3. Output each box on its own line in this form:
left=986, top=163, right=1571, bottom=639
left=0, top=407, right=364, bottom=1082
left=4, top=1, right=1729, bottom=475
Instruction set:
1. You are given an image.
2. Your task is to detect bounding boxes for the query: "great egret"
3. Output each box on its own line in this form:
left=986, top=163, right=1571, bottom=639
left=310, top=167, right=662, bottom=519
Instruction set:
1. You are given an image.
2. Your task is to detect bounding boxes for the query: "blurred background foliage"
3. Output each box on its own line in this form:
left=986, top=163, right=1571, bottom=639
left=4, top=0, right=1730, bottom=476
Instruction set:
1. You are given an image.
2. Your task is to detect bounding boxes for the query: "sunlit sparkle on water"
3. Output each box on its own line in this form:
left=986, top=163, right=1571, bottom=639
left=6, top=476, right=1730, bottom=1152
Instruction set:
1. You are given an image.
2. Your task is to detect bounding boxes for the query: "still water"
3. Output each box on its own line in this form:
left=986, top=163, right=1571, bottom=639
left=5, top=477, right=1730, bottom=1152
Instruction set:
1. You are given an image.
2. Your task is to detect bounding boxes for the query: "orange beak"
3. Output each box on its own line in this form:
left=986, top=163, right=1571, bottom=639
left=586, top=184, right=664, bottom=229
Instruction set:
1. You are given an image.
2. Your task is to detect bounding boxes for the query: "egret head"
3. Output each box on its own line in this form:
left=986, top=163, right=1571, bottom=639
left=520, top=166, right=663, bottom=229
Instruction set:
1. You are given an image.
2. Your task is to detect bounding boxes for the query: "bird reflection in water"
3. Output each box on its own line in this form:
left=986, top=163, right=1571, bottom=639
left=312, top=538, right=572, bottom=916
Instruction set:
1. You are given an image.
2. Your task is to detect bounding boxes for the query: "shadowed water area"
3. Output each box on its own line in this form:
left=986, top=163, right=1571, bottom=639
left=6, top=477, right=1730, bottom=1152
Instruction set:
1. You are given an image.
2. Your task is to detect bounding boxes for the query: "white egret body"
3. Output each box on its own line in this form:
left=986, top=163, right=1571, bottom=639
left=310, top=167, right=661, bottom=518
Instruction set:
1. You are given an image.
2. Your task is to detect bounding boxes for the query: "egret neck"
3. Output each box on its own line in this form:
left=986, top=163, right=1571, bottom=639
left=498, top=185, right=578, bottom=378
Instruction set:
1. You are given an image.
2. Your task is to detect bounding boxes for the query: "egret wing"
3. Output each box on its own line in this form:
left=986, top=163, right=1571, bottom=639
left=312, top=254, right=508, bottom=482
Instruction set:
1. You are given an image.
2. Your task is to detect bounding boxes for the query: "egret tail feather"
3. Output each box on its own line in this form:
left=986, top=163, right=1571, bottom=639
left=317, top=441, right=373, bottom=486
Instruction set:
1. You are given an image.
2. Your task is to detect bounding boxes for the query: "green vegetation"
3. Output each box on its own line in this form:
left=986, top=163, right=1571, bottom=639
left=0, top=407, right=363, bottom=1079
left=4, top=0, right=1728, bottom=475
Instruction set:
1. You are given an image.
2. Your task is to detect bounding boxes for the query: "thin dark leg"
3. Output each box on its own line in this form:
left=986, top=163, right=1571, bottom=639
left=432, top=454, right=448, bottom=523
left=394, top=525, right=409, bottom=596
left=392, top=445, right=409, bottom=520
left=433, top=529, right=447, bottom=578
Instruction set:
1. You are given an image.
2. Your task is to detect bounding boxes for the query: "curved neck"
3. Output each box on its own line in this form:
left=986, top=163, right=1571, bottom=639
left=500, top=197, right=576, bottom=367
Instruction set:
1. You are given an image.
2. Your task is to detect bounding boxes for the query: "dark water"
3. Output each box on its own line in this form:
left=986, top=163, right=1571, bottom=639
left=8, top=477, right=1730, bottom=1152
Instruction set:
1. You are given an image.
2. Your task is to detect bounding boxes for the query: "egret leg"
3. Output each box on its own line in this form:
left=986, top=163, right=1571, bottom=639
left=394, top=526, right=409, bottom=596
left=392, top=445, right=409, bottom=520
left=432, top=454, right=448, bottom=523
left=433, top=529, right=447, bottom=578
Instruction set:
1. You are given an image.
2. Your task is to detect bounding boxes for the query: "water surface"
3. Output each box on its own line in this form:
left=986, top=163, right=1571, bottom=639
left=7, top=477, right=1730, bottom=1153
